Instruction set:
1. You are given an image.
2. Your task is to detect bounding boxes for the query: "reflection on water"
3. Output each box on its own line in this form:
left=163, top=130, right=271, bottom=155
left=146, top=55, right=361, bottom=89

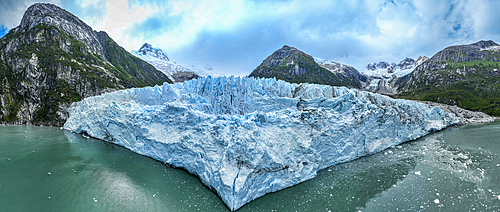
left=0, top=122, right=499, bottom=211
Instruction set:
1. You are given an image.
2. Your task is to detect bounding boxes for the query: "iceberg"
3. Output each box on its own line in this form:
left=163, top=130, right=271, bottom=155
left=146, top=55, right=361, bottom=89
left=64, top=76, right=461, bottom=210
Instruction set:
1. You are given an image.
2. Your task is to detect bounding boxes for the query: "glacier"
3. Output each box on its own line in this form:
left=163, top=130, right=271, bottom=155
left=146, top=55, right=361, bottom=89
left=63, top=76, right=462, bottom=210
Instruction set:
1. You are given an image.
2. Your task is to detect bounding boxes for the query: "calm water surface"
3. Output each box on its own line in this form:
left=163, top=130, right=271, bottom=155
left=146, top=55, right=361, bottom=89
left=1, top=121, right=499, bottom=211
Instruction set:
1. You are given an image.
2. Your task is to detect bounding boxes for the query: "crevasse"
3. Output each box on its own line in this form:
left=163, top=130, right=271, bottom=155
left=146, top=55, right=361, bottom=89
left=64, top=76, right=461, bottom=211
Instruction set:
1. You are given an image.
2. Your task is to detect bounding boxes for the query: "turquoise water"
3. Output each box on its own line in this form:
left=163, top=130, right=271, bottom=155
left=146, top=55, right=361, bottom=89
left=1, top=121, right=499, bottom=211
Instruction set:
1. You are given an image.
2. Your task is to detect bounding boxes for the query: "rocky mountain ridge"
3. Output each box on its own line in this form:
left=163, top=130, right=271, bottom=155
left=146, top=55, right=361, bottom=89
left=249, top=45, right=366, bottom=88
left=396, top=40, right=500, bottom=116
left=0, top=3, right=170, bottom=126
left=366, top=56, right=429, bottom=78
left=362, top=56, right=429, bottom=95
left=15, top=3, right=106, bottom=60
left=135, top=43, right=170, bottom=61
left=248, top=41, right=500, bottom=117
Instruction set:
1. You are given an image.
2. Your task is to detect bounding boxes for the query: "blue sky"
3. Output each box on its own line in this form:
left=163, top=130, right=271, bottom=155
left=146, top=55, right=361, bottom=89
left=1, top=0, right=500, bottom=76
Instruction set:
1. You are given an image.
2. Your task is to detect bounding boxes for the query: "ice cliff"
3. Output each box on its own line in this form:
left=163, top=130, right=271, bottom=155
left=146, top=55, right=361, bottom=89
left=64, top=76, right=462, bottom=210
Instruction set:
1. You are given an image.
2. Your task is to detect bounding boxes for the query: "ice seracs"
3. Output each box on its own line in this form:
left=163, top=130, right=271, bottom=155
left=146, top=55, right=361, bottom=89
left=64, top=76, right=462, bottom=211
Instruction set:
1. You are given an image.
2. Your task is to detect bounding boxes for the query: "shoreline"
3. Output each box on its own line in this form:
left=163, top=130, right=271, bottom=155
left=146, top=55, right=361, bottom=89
left=416, top=101, right=497, bottom=125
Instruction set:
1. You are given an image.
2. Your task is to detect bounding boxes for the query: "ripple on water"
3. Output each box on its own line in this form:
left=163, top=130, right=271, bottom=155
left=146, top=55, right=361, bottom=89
left=0, top=122, right=499, bottom=211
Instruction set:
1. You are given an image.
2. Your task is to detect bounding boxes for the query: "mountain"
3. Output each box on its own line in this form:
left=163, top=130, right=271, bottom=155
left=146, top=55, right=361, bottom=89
left=65, top=76, right=463, bottom=211
left=131, top=43, right=223, bottom=83
left=131, top=43, right=198, bottom=83
left=362, top=56, right=429, bottom=95
left=0, top=3, right=171, bottom=126
left=134, top=43, right=170, bottom=61
left=396, top=40, right=500, bottom=116
left=314, top=57, right=368, bottom=83
left=365, top=56, right=429, bottom=78
left=249, top=45, right=367, bottom=88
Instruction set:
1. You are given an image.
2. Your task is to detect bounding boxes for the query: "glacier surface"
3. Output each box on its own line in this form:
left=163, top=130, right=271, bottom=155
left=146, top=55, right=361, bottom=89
left=64, top=76, right=461, bottom=210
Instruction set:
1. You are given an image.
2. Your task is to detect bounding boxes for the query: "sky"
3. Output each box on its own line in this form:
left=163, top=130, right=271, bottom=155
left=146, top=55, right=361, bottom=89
left=1, top=0, right=500, bottom=76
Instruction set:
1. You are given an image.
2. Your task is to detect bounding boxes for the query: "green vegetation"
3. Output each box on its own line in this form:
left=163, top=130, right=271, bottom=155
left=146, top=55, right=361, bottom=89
left=0, top=59, right=24, bottom=122
left=99, top=33, right=172, bottom=87
left=0, top=23, right=170, bottom=125
left=397, top=60, right=500, bottom=116
left=33, top=79, right=82, bottom=124
left=252, top=53, right=360, bottom=88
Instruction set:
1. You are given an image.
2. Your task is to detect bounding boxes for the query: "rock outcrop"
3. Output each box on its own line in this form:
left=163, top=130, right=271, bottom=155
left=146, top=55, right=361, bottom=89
left=249, top=45, right=366, bottom=88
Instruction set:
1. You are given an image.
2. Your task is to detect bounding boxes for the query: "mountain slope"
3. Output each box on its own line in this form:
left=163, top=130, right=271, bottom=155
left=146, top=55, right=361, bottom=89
left=0, top=3, right=171, bottom=126
left=396, top=40, right=500, bottom=116
left=365, top=56, right=429, bottom=78
left=131, top=43, right=200, bottom=83
left=362, top=56, right=429, bottom=95
left=249, top=45, right=366, bottom=88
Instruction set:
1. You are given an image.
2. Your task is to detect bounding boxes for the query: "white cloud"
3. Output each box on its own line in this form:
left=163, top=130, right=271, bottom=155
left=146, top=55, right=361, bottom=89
left=96, top=0, right=131, bottom=37
left=2, top=0, right=500, bottom=75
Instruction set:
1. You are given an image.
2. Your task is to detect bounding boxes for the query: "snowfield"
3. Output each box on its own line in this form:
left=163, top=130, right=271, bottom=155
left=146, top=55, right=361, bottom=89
left=64, top=76, right=462, bottom=210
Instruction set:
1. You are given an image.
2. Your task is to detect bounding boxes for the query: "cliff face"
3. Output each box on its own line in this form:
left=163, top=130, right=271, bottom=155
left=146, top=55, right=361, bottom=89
left=0, top=3, right=171, bottom=126
left=249, top=45, right=366, bottom=88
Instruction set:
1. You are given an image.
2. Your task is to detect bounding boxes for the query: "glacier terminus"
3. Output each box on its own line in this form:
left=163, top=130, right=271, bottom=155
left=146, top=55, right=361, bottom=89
left=64, top=76, right=463, bottom=210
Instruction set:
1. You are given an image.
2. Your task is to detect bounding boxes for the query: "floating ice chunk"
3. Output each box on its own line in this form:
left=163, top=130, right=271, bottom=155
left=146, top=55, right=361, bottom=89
left=415, top=171, right=421, bottom=175
left=434, top=199, right=440, bottom=204
left=63, top=76, right=462, bottom=210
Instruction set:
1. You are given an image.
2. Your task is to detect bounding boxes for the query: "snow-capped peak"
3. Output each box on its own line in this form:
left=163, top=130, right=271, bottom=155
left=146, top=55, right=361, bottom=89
left=364, top=56, right=429, bottom=78
left=131, top=43, right=224, bottom=83
left=133, top=43, right=170, bottom=62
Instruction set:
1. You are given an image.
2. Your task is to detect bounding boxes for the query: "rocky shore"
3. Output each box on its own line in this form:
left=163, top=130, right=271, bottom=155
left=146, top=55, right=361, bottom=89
left=417, top=101, right=497, bottom=124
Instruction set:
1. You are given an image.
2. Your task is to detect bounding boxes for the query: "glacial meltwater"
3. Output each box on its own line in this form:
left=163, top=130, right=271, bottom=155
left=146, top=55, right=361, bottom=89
left=1, top=122, right=499, bottom=212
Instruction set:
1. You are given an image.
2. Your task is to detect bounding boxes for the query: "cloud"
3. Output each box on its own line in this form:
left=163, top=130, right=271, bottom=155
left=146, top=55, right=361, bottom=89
left=1, top=0, right=500, bottom=75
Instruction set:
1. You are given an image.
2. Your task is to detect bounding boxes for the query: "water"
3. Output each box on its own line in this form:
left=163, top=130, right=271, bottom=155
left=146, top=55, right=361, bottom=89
left=0, top=122, right=499, bottom=211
